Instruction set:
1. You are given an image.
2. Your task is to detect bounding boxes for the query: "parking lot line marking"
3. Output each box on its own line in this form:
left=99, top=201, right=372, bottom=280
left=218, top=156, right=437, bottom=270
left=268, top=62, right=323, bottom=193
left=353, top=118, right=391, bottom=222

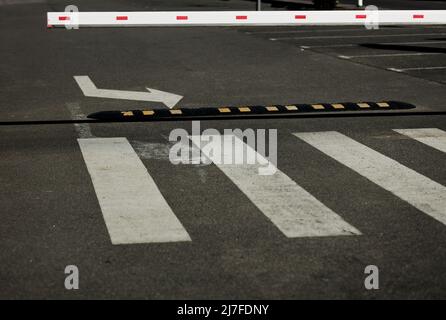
left=271, top=33, right=446, bottom=41
left=388, top=68, right=405, bottom=72
left=78, top=138, right=191, bottom=244
left=339, top=52, right=441, bottom=59
left=389, top=66, right=446, bottom=72
left=294, top=131, right=446, bottom=226
left=393, top=128, right=446, bottom=153
left=189, top=135, right=360, bottom=238
left=301, top=41, right=446, bottom=49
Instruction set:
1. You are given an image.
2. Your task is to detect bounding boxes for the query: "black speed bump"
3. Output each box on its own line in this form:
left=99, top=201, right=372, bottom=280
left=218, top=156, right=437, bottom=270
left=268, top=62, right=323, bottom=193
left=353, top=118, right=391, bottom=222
left=87, top=101, right=415, bottom=121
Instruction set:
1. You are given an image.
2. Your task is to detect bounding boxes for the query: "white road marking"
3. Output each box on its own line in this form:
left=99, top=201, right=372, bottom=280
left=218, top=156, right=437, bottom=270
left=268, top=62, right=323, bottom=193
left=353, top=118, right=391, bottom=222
left=78, top=137, right=191, bottom=244
left=393, top=128, right=446, bottom=153
left=387, top=68, right=405, bottom=72
left=190, top=134, right=360, bottom=238
left=388, top=66, right=446, bottom=72
left=301, top=41, right=446, bottom=49
left=66, top=102, right=94, bottom=139
left=74, top=75, right=183, bottom=109
left=293, top=131, right=446, bottom=226
left=132, top=140, right=204, bottom=164
left=271, top=33, right=446, bottom=41
left=338, top=52, right=441, bottom=59
left=131, top=141, right=172, bottom=160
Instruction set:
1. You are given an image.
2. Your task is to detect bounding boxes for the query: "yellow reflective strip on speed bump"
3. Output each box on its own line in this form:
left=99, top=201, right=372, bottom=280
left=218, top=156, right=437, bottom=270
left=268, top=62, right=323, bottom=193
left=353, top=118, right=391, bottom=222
left=377, top=102, right=390, bottom=108
left=142, top=110, right=154, bottom=116
left=266, top=106, right=279, bottom=111
left=285, top=105, right=298, bottom=111
left=311, top=104, right=325, bottom=110
left=332, top=104, right=345, bottom=109
left=358, top=103, right=370, bottom=109
left=122, top=111, right=134, bottom=117
left=218, top=107, right=231, bottom=113
left=238, top=107, right=251, bottom=112
left=170, top=109, right=182, bottom=115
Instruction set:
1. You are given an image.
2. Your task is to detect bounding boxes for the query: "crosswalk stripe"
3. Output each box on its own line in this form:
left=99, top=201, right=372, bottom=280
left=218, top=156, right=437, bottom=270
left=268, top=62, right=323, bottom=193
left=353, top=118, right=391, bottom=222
left=78, top=137, right=191, bottom=244
left=393, top=128, right=446, bottom=153
left=293, top=131, right=446, bottom=226
left=189, top=134, right=361, bottom=238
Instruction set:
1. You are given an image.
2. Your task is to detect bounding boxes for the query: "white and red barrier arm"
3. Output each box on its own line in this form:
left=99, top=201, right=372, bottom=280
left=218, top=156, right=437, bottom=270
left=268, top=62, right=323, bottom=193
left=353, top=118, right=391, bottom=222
left=47, top=10, right=446, bottom=27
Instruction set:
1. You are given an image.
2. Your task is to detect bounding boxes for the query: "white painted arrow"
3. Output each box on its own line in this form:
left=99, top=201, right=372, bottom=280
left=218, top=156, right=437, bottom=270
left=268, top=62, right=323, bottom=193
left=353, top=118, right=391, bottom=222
left=74, top=75, right=183, bottom=109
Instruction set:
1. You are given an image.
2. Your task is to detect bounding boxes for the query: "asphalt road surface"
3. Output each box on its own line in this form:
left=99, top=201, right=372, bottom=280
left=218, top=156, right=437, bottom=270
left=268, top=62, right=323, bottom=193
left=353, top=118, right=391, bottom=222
left=1, top=0, right=446, bottom=299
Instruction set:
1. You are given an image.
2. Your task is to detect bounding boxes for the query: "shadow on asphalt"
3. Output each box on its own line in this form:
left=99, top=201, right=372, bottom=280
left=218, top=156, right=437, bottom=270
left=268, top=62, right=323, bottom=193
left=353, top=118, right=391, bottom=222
left=360, top=43, right=446, bottom=54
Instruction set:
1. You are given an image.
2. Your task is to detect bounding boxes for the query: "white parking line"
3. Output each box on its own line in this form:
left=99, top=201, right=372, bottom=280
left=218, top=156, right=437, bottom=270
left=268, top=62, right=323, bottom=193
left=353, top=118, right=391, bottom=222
left=301, top=41, right=446, bottom=49
left=271, top=33, right=446, bottom=41
left=394, top=128, right=446, bottom=153
left=190, top=134, right=361, bottom=238
left=293, top=131, right=446, bottom=226
left=338, top=52, right=442, bottom=59
left=78, top=137, right=191, bottom=244
left=388, top=66, right=446, bottom=72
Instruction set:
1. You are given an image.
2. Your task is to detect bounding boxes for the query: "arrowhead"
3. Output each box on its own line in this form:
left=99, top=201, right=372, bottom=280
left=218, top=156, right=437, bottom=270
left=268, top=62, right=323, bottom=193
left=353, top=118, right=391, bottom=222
left=146, top=88, right=183, bottom=109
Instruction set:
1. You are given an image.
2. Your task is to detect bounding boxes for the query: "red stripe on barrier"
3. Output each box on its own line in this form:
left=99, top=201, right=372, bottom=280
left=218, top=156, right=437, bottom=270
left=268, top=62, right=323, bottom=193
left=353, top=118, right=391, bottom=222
left=295, top=15, right=307, bottom=19
left=58, top=16, right=70, bottom=21
left=355, top=14, right=367, bottom=19
left=413, top=14, right=424, bottom=19
left=176, top=16, right=188, bottom=20
left=236, top=15, right=248, bottom=20
left=116, top=16, right=128, bottom=20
